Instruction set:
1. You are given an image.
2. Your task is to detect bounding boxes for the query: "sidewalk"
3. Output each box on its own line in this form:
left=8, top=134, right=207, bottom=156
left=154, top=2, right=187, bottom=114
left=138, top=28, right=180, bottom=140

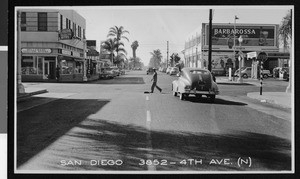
left=216, top=76, right=292, bottom=109
left=17, top=84, right=48, bottom=102
left=216, top=76, right=260, bottom=86
left=247, top=92, right=292, bottom=109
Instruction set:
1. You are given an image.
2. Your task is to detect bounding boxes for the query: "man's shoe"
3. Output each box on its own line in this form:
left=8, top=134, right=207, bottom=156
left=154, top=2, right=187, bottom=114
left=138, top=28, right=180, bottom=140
left=160, top=89, right=162, bottom=93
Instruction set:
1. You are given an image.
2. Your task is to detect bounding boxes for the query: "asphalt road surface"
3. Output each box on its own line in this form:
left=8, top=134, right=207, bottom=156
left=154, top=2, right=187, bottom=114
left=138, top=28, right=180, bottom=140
left=16, top=70, right=292, bottom=172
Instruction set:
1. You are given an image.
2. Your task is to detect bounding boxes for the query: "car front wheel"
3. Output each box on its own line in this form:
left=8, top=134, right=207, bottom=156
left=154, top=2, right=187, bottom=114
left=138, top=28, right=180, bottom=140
left=172, top=85, right=177, bottom=96
left=242, top=74, right=248, bottom=78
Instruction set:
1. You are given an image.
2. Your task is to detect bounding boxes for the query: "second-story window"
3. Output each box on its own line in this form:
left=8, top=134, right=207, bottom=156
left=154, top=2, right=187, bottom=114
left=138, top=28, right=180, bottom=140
left=38, top=12, right=47, bottom=31
left=60, top=14, right=63, bottom=30
left=21, top=12, right=26, bottom=31
left=66, top=18, right=69, bottom=29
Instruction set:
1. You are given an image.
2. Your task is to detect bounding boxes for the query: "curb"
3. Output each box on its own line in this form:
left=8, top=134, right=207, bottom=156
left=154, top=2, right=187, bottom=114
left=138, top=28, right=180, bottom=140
left=17, top=89, right=48, bottom=102
left=247, top=92, right=291, bottom=109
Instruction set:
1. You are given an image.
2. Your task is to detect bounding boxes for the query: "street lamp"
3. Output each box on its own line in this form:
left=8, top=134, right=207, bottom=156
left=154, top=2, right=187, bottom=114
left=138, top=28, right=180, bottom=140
left=238, top=35, right=243, bottom=83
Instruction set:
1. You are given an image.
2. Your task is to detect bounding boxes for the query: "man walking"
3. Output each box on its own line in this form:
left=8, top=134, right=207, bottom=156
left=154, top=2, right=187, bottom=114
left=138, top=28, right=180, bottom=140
left=150, top=68, right=162, bottom=93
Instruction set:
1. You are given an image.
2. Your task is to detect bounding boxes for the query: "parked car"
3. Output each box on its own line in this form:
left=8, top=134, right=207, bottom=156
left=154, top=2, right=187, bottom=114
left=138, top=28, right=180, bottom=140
left=146, top=67, right=154, bottom=75
left=261, top=70, right=272, bottom=78
left=119, top=69, right=125, bottom=75
left=234, top=67, right=272, bottom=79
left=100, top=68, right=115, bottom=79
left=166, top=67, right=172, bottom=74
left=234, top=67, right=251, bottom=78
left=169, top=67, right=179, bottom=76
left=172, top=67, right=219, bottom=102
left=281, top=67, right=289, bottom=81
left=111, top=67, right=120, bottom=76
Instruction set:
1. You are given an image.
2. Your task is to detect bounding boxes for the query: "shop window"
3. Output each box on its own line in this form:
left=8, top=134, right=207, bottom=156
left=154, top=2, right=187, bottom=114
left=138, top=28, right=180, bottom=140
left=60, top=60, right=74, bottom=74
left=21, top=56, right=37, bottom=74
left=75, top=61, right=83, bottom=74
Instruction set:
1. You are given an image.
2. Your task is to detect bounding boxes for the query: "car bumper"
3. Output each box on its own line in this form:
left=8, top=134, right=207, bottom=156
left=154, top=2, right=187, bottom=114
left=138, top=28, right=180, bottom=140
left=184, top=90, right=219, bottom=95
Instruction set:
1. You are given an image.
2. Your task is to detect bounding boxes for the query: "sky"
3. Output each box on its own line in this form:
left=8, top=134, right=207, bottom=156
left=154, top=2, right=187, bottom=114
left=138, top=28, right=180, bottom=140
left=49, top=6, right=294, bottom=66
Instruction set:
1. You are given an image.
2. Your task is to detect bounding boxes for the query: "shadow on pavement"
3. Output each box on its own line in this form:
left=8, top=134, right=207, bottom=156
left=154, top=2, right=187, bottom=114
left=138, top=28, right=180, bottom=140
left=91, top=77, right=145, bottom=84
left=17, top=97, right=110, bottom=168
left=186, top=96, right=247, bottom=106
left=43, top=118, right=291, bottom=171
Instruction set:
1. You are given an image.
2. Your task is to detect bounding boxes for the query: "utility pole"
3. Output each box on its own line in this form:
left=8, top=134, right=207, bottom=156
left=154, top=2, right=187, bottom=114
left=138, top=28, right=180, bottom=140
left=208, top=9, right=212, bottom=72
left=17, top=11, right=25, bottom=94
left=167, top=41, right=169, bottom=68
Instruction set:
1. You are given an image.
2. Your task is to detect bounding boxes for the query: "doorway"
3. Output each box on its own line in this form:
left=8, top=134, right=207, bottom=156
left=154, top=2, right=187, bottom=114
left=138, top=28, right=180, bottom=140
left=44, top=61, right=49, bottom=78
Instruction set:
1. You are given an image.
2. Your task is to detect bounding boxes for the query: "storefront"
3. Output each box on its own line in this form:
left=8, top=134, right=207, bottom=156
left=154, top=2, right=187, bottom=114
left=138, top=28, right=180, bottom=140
left=58, top=55, right=84, bottom=82
left=21, top=48, right=86, bottom=82
left=247, top=51, right=290, bottom=79
left=21, top=48, right=58, bottom=82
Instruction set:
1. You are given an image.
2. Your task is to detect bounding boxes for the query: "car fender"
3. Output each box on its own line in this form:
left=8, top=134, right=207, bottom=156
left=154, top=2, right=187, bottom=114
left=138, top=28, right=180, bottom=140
left=177, top=78, right=190, bottom=93
left=172, top=80, right=179, bottom=91
left=212, top=82, right=219, bottom=94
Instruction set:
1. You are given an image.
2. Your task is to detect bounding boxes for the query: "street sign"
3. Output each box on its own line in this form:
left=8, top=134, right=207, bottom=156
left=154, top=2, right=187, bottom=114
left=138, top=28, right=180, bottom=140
left=238, top=50, right=244, bottom=59
left=257, top=52, right=268, bottom=60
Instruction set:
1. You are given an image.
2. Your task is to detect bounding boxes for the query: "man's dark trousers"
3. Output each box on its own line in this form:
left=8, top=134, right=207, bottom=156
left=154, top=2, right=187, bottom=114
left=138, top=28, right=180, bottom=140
left=151, top=81, right=162, bottom=93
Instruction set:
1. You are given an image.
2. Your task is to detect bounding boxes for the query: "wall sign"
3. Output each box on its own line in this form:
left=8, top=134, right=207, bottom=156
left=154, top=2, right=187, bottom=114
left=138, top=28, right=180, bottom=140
left=59, top=29, right=73, bottom=40
left=62, top=49, right=72, bottom=56
left=21, top=48, right=52, bottom=53
left=204, top=24, right=277, bottom=47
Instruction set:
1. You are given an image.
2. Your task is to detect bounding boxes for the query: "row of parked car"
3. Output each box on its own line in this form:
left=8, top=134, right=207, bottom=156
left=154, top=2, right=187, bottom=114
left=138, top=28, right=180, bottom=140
left=99, top=66, right=125, bottom=79
left=146, top=67, right=180, bottom=76
left=233, top=67, right=272, bottom=79
left=233, top=66, right=289, bottom=80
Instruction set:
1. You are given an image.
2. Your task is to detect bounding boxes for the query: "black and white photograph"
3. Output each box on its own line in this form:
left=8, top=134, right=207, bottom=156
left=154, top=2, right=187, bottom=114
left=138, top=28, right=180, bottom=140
left=12, top=4, right=294, bottom=175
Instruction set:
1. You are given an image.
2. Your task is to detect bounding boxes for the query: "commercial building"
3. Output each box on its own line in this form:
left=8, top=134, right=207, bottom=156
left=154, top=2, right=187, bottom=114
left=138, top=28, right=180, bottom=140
left=86, top=40, right=101, bottom=80
left=18, top=9, right=87, bottom=82
left=183, top=23, right=289, bottom=77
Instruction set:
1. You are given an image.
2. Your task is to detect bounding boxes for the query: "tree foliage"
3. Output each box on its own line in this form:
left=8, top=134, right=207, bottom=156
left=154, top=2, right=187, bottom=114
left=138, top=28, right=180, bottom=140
left=102, top=25, right=130, bottom=66
left=131, top=40, right=139, bottom=59
left=107, top=26, right=130, bottom=42
left=169, top=53, right=181, bottom=67
left=279, top=10, right=292, bottom=51
left=149, top=49, right=163, bottom=68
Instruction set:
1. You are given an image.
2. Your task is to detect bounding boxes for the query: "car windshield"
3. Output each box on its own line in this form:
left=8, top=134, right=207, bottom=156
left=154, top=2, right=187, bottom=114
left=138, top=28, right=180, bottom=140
left=189, top=70, right=209, bottom=74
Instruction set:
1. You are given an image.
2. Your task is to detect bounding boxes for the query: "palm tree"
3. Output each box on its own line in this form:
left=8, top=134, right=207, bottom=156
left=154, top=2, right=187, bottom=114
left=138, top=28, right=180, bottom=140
left=279, top=10, right=292, bottom=93
left=107, top=26, right=129, bottom=53
left=131, top=40, right=139, bottom=59
left=149, top=49, right=163, bottom=68
left=279, top=11, right=292, bottom=52
left=101, top=38, right=127, bottom=66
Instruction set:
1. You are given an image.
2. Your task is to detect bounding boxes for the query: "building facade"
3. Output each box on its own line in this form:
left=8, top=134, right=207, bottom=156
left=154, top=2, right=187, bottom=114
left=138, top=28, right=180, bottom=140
left=86, top=40, right=101, bottom=80
left=184, top=23, right=289, bottom=77
left=19, top=9, right=87, bottom=82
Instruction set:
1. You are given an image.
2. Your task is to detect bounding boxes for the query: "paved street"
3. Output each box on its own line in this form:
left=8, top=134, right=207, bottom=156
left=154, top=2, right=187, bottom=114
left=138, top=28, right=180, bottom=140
left=16, top=70, right=292, bottom=172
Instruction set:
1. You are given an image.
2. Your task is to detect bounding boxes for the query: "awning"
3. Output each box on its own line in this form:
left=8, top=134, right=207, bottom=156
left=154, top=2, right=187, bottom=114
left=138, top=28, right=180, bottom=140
left=247, top=51, right=290, bottom=59
left=74, top=58, right=85, bottom=62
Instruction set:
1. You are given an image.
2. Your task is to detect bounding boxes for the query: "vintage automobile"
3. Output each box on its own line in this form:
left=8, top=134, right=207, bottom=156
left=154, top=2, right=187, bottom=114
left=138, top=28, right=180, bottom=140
left=172, top=68, right=219, bottom=102
left=169, top=67, right=180, bottom=76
